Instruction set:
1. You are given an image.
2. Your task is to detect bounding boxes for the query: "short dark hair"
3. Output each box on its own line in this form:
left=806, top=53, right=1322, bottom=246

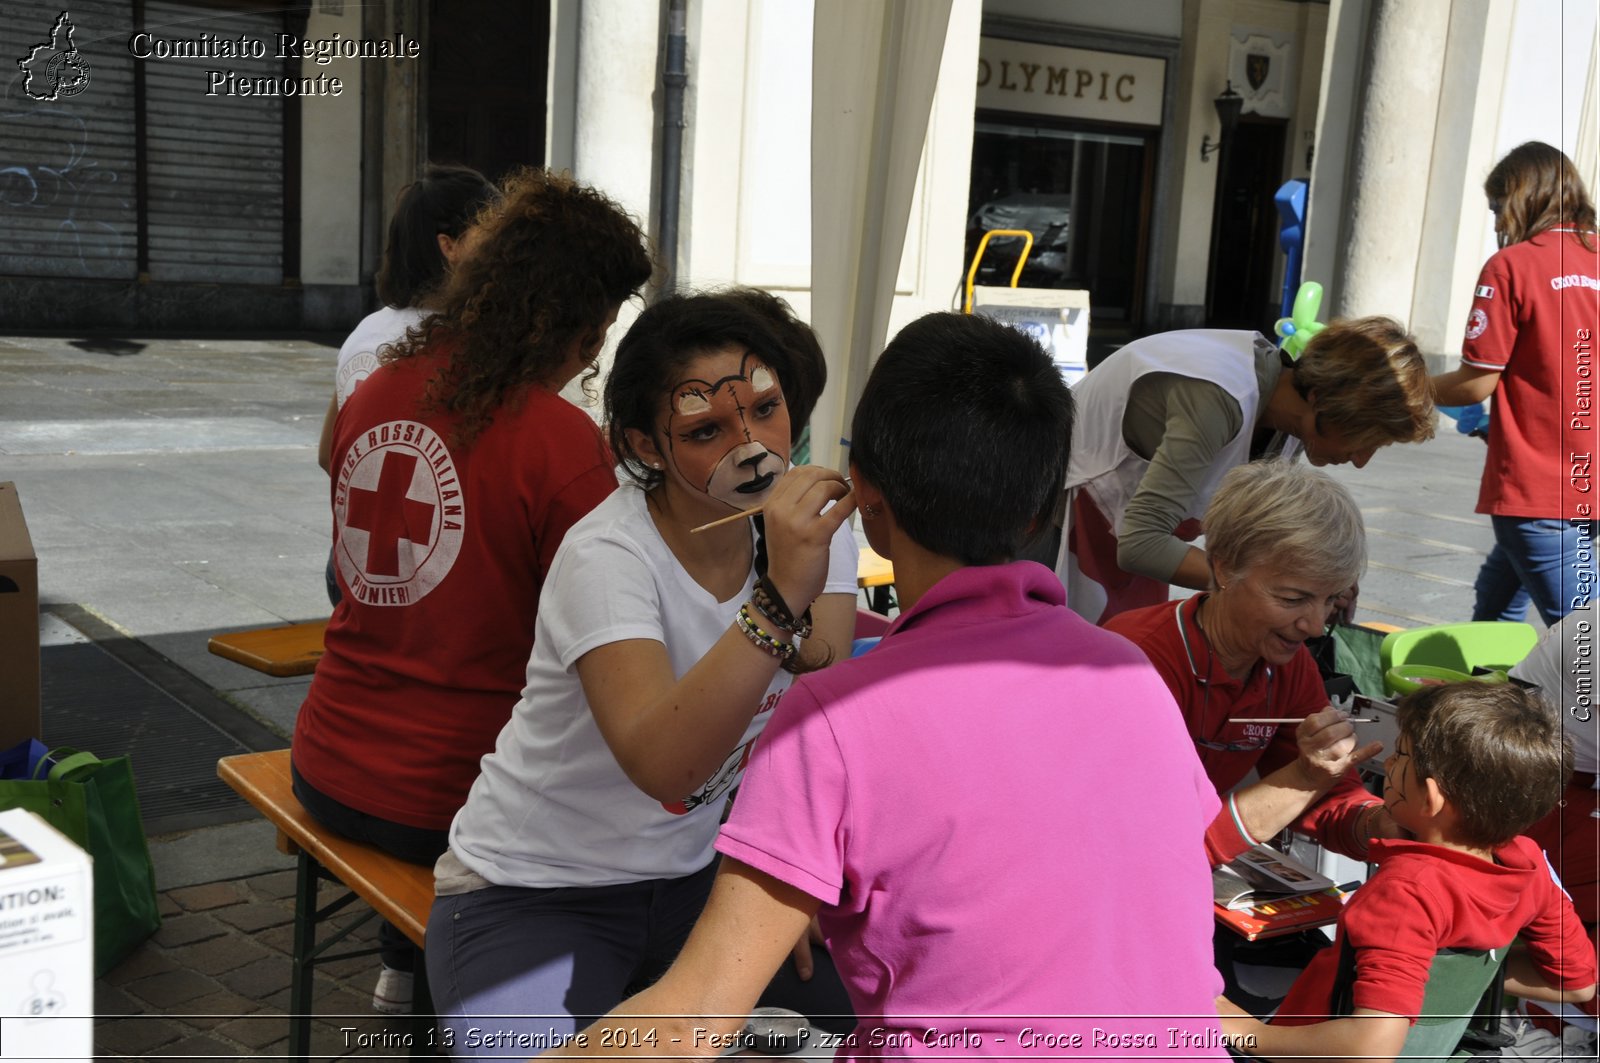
left=375, top=163, right=499, bottom=308
left=849, top=312, right=1073, bottom=565
left=1396, top=682, right=1572, bottom=848
left=606, top=291, right=812, bottom=491
left=722, top=289, right=826, bottom=445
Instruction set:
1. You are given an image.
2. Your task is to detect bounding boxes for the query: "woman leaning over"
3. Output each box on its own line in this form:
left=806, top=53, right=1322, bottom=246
left=1058, top=319, right=1434, bottom=624
left=1432, top=141, right=1600, bottom=625
left=427, top=293, right=860, bottom=1051
left=291, top=169, right=652, bottom=1008
left=1105, top=461, right=1402, bottom=867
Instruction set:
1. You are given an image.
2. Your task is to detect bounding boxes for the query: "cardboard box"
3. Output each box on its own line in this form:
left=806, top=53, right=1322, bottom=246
left=0, top=483, right=40, bottom=750
left=0, top=809, right=93, bottom=1062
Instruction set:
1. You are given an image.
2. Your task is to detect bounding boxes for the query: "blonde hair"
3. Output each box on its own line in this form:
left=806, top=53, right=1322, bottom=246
left=1203, top=460, right=1366, bottom=587
left=1295, top=316, right=1436, bottom=450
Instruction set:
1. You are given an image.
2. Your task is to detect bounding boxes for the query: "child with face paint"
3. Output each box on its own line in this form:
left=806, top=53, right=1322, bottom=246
left=427, top=292, right=861, bottom=1050
left=1219, top=682, right=1596, bottom=1062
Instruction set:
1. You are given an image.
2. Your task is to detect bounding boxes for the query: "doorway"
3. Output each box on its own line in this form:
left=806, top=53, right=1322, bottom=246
left=1206, top=117, right=1287, bottom=330
left=427, top=0, right=549, bottom=181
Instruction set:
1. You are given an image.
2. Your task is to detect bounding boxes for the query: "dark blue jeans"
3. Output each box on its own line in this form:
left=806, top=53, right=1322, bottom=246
left=324, top=548, right=342, bottom=607
left=1473, top=517, right=1597, bottom=626
left=290, top=759, right=448, bottom=972
left=427, top=860, right=853, bottom=1055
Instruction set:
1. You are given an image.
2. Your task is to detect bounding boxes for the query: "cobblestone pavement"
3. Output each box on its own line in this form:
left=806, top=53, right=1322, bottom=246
left=97, top=872, right=416, bottom=1060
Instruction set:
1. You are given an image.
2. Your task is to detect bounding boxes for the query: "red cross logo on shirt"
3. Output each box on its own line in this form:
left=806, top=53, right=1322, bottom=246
left=345, top=452, right=436, bottom=576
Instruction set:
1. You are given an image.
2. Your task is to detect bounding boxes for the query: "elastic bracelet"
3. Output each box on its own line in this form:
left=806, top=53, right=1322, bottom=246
left=735, top=604, right=796, bottom=662
left=752, top=576, right=813, bottom=640
left=1227, top=792, right=1259, bottom=849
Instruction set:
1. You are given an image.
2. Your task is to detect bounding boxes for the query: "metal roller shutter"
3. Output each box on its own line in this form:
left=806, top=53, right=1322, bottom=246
left=142, top=0, right=283, bottom=284
left=0, top=0, right=139, bottom=280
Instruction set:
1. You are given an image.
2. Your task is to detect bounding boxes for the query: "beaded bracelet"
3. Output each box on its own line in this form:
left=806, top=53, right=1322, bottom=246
left=735, top=603, right=796, bottom=662
left=750, top=589, right=813, bottom=641
left=752, top=576, right=813, bottom=640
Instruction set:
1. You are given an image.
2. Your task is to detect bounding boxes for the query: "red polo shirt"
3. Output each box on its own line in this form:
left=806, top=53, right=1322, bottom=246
left=1106, top=596, right=1381, bottom=864
left=1462, top=228, right=1600, bottom=520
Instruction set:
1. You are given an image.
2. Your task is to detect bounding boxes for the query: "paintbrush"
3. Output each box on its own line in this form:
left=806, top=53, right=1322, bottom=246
left=689, top=477, right=853, bottom=534
left=1227, top=716, right=1380, bottom=724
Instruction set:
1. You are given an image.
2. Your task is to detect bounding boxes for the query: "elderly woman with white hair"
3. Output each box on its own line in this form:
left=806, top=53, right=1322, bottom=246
left=1106, top=460, right=1406, bottom=866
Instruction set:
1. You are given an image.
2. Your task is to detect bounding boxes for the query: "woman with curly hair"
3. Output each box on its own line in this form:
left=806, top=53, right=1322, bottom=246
left=291, top=167, right=652, bottom=1012
left=1433, top=141, right=1600, bottom=625
left=314, top=163, right=498, bottom=603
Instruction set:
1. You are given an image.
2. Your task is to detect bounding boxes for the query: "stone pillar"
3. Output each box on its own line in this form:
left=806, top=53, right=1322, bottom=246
left=563, top=0, right=663, bottom=407
left=381, top=0, right=421, bottom=221
left=573, top=0, right=660, bottom=229
left=1332, top=0, right=1449, bottom=321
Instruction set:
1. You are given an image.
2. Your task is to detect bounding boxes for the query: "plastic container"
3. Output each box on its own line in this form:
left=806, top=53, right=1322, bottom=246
left=1384, top=663, right=1507, bottom=697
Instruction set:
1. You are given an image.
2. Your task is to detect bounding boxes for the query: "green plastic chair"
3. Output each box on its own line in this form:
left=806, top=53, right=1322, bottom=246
left=1379, top=622, right=1539, bottom=694
left=1327, top=938, right=1510, bottom=1061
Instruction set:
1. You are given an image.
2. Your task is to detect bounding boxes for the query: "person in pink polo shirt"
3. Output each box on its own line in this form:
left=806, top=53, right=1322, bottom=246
left=547, top=312, right=1231, bottom=1060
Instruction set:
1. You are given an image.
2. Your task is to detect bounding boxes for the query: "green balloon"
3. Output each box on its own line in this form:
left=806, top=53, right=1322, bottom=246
left=1273, top=281, right=1327, bottom=359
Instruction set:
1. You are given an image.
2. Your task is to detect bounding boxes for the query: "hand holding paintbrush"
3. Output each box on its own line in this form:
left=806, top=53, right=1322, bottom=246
left=691, top=475, right=854, bottom=533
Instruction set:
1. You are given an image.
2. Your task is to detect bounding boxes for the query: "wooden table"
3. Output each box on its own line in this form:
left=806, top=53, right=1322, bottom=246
left=857, top=547, right=895, bottom=614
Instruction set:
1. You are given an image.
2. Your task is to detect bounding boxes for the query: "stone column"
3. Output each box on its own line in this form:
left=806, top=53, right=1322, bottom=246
left=381, top=0, right=420, bottom=222
left=573, top=0, right=660, bottom=229
left=564, top=0, right=662, bottom=405
left=1332, top=0, right=1449, bottom=321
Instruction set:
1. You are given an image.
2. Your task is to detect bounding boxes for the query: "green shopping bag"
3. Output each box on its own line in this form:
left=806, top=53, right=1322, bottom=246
left=0, top=747, right=162, bottom=975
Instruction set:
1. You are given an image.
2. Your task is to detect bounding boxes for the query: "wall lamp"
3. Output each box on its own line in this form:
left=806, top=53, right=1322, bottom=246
left=1199, top=81, right=1244, bottom=163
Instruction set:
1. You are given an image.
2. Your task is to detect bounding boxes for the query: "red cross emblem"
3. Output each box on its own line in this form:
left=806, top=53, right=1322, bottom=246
left=334, top=419, right=465, bottom=607
left=345, top=452, right=436, bottom=576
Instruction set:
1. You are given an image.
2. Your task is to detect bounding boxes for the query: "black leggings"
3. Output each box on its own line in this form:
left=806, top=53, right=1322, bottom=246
left=290, top=758, right=449, bottom=971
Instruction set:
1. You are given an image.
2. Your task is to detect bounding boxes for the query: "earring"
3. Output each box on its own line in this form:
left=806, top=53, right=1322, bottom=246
left=863, top=504, right=880, bottom=519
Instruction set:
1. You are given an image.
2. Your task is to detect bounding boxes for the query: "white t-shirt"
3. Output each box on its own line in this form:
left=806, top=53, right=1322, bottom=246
left=1511, top=605, right=1600, bottom=779
left=335, top=305, right=428, bottom=407
left=448, top=482, right=860, bottom=888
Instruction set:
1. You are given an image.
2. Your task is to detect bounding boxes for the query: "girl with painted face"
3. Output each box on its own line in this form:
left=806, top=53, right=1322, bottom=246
left=427, top=291, right=861, bottom=1051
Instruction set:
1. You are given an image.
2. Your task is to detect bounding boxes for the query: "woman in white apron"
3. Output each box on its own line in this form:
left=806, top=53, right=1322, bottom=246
left=1057, top=317, right=1435, bottom=624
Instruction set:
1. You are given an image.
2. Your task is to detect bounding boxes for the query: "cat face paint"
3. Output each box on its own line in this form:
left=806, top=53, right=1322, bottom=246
left=664, top=347, right=790, bottom=509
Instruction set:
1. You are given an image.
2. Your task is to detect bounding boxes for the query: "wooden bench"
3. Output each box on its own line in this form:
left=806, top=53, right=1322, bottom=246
left=206, top=548, right=898, bottom=679
left=208, top=620, right=329, bottom=677
left=857, top=547, right=895, bottom=614
left=218, top=749, right=436, bottom=1059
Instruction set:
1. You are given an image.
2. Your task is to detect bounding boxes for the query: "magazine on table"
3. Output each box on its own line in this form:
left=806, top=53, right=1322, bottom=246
left=1213, top=843, right=1336, bottom=911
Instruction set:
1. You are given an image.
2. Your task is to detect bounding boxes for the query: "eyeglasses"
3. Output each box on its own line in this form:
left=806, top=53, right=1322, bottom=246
left=1177, top=592, right=1286, bottom=752
left=1187, top=622, right=1278, bottom=755
left=1195, top=731, right=1275, bottom=754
